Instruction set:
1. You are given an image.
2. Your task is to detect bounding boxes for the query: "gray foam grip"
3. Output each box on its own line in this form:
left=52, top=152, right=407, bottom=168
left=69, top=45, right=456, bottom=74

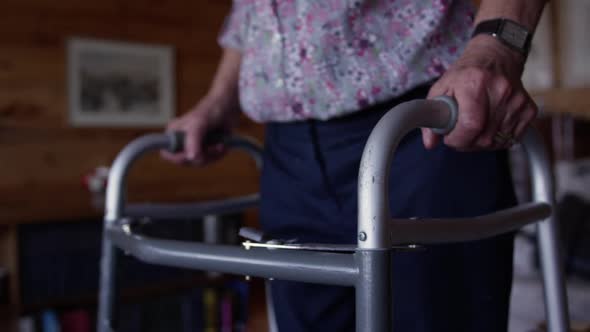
left=431, top=95, right=459, bottom=135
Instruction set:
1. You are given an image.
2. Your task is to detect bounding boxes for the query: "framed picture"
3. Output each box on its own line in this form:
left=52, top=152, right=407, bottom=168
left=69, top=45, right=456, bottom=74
left=67, top=38, right=175, bottom=127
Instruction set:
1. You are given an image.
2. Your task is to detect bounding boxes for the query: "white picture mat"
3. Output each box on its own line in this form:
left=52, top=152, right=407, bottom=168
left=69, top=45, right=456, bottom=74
left=68, top=38, right=175, bottom=127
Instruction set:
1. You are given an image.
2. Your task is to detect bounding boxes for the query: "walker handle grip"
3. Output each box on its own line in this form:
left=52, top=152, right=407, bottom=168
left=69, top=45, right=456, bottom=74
left=166, top=129, right=227, bottom=153
left=430, top=95, right=459, bottom=135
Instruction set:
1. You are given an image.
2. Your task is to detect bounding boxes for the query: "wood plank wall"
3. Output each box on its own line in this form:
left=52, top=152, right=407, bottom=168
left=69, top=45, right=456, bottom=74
left=0, top=0, right=264, bottom=223
left=1, top=0, right=588, bottom=225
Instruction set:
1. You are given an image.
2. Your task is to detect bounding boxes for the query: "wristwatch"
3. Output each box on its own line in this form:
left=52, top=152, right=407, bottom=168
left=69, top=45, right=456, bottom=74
left=472, top=18, right=532, bottom=57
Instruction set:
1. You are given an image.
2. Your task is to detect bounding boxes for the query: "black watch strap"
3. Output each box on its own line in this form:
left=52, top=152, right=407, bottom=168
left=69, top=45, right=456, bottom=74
left=472, top=18, right=532, bottom=57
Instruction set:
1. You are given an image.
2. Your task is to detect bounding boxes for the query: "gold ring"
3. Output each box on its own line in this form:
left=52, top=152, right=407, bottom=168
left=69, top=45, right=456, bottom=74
left=494, top=132, right=516, bottom=145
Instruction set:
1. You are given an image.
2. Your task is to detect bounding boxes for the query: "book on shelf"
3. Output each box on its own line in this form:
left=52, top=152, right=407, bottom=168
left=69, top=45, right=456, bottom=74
left=21, top=280, right=250, bottom=332
left=17, top=316, right=35, bottom=332
left=41, top=310, right=60, bottom=332
left=60, top=309, right=91, bottom=332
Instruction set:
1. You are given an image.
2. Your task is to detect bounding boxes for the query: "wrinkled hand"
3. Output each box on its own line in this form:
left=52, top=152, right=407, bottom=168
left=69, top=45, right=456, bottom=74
left=422, top=35, right=538, bottom=151
left=161, top=95, right=239, bottom=166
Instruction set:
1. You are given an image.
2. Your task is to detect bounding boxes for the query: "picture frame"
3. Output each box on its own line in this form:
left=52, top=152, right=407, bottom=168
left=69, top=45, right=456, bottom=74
left=67, top=38, right=175, bottom=127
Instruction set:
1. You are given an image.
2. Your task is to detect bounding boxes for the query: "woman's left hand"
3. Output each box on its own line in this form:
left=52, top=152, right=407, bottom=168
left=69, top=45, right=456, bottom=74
left=422, top=34, right=538, bottom=151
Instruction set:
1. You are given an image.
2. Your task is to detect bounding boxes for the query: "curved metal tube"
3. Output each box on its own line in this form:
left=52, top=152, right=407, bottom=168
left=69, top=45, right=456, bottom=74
left=357, top=97, right=458, bottom=249
left=98, top=133, right=262, bottom=332
left=99, top=133, right=176, bottom=332
left=105, top=133, right=175, bottom=222
left=107, top=226, right=358, bottom=286
left=357, top=97, right=569, bottom=332
left=390, top=202, right=550, bottom=244
left=357, top=99, right=554, bottom=249
left=104, top=133, right=263, bottom=223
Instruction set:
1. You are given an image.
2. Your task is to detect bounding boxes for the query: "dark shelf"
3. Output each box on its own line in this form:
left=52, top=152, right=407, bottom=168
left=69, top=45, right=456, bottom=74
left=20, top=273, right=231, bottom=314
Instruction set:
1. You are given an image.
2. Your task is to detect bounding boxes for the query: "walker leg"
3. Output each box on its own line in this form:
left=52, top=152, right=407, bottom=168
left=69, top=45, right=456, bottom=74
left=97, top=226, right=117, bottom=332
left=356, top=250, right=391, bottom=332
left=523, top=131, right=570, bottom=332
left=537, top=213, right=570, bottom=332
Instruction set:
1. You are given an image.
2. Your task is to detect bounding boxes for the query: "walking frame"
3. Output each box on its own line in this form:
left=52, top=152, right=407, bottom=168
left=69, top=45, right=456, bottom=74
left=97, top=97, right=570, bottom=332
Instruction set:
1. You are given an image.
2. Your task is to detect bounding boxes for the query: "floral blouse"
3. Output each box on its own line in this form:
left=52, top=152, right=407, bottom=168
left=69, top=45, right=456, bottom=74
left=219, top=0, right=475, bottom=122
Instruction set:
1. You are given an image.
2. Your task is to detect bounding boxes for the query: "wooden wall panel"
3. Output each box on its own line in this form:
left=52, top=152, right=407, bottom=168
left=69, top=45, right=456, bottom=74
left=0, top=1, right=264, bottom=223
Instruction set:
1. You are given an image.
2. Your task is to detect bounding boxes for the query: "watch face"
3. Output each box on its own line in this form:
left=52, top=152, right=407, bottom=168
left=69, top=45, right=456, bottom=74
left=500, top=21, right=529, bottom=49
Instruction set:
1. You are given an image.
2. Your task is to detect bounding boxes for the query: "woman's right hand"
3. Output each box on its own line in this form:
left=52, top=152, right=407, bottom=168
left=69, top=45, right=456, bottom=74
left=161, top=94, right=239, bottom=166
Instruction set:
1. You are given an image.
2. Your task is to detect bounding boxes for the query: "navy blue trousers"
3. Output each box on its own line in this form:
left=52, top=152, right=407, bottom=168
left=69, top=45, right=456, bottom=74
left=259, top=85, right=516, bottom=332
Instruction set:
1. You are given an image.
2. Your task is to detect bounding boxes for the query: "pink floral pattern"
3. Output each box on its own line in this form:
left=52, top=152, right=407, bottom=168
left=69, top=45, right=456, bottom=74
left=219, top=0, right=475, bottom=122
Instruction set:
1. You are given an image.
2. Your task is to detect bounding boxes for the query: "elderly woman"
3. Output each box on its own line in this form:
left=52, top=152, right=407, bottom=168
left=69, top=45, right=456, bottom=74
left=163, top=0, right=546, bottom=331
